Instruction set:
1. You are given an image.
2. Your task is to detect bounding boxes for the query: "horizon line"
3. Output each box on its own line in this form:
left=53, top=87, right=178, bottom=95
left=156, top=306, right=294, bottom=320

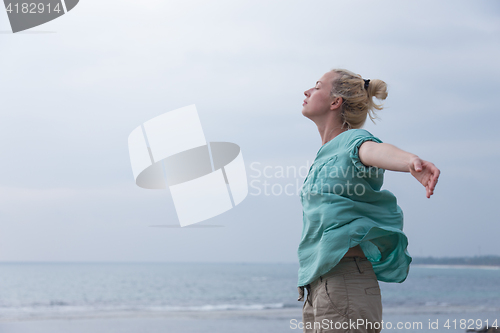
left=1, top=255, right=500, bottom=264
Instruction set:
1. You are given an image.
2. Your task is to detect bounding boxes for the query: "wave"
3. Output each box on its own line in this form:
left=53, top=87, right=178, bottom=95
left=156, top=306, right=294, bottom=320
left=146, top=303, right=287, bottom=312
left=0, top=302, right=300, bottom=321
left=2, top=302, right=499, bottom=322
left=383, top=305, right=500, bottom=315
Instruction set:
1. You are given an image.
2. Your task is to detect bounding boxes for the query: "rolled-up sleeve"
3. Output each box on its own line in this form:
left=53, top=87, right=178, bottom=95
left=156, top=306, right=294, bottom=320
left=348, top=131, right=385, bottom=177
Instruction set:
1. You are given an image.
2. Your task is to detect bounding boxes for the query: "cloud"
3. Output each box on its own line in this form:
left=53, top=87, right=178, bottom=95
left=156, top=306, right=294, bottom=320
left=1, top=0, right=499, bottom=261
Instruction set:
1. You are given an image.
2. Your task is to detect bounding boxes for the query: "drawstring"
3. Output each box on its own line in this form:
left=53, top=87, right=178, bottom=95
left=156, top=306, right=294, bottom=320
left=297, top=284, right=312, bottom=306
left=297, top=286, right=304, bottom=301
left=306, top=284, right=312, bottom=305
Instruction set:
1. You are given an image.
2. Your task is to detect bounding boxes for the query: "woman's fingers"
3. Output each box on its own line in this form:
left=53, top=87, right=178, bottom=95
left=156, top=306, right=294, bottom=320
left=426, top=165, right=440, bottom=198
left=411, top=159, right=440, bottom=198
left=430, top=168, right=440, bottom=192
left=428, top=178, right=435, bottom=197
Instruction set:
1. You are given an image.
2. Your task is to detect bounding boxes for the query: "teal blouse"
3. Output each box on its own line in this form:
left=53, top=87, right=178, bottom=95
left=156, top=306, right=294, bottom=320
left=297, top=129, right=412, bottom=287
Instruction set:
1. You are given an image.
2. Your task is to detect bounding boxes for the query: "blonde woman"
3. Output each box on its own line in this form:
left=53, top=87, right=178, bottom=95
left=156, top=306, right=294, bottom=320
left=297, top=69, right=440, bottom=333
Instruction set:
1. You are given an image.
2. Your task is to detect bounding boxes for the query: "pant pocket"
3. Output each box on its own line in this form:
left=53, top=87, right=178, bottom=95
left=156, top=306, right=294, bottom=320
left=344, top=274, right=382, bottom=330
left=365, top=286, right=381, bottom=295
left=320, top=275, right=349, bottom=319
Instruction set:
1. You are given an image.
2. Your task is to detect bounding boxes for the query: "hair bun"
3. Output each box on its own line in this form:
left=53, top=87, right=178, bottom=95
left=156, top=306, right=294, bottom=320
left=330, top=69, right=388, bottom=128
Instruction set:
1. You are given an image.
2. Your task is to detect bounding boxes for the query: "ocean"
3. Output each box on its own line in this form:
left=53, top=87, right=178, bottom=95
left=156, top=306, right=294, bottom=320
left=0, top=263, right=499, bottom=333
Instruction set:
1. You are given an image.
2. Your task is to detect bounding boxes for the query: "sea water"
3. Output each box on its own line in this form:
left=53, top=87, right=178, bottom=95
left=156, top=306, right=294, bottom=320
left=0, top=263, right=498, bottom=332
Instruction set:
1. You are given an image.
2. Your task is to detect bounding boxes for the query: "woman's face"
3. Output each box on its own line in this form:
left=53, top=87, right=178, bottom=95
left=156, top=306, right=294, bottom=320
left=302, top=71, right=338, bottom=119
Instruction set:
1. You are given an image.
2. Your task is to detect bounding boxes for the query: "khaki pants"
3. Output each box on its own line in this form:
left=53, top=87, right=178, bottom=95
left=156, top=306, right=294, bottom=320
left=298, top=257, right=382, bottom=333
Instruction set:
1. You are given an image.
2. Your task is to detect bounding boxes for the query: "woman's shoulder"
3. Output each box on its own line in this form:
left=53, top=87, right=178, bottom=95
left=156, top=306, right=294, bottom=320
left=336, top=128, right=380, bottom=146
left=344, top=128, right=376, bottom=139
left=317, top=129, right=381, bottom=159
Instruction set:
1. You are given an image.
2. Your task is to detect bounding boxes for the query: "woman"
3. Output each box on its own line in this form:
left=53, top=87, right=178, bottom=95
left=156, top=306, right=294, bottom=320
left=297, top=69, right=440, bottom=333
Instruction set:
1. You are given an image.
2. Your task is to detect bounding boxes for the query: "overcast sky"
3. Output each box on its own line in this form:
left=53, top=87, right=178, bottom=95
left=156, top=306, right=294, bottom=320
left=0, top=0, right=499, bottom=263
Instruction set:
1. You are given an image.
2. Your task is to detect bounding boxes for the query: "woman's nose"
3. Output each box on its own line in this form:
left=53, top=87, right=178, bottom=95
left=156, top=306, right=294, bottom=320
left=304, top=89, right=310, bottom=96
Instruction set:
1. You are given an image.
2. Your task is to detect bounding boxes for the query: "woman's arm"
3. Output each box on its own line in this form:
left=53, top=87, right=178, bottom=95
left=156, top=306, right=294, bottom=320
left=358, top=141, right=440, bottom=198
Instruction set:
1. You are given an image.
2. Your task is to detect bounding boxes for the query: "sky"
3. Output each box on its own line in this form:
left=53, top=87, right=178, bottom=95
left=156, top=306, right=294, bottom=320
left=0, top=0, right=499, bottom=263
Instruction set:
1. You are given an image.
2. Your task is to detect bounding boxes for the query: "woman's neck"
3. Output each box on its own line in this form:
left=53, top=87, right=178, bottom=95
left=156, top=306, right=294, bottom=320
left=319, top=124, right=348, bottom=146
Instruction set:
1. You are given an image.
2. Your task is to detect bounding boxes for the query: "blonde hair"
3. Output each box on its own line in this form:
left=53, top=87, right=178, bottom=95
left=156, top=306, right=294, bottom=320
left=329, top=69, right=388, bottom=129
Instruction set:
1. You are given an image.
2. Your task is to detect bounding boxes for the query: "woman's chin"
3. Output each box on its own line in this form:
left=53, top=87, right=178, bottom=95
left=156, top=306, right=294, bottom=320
left=302, top=109, right=313, bottom=119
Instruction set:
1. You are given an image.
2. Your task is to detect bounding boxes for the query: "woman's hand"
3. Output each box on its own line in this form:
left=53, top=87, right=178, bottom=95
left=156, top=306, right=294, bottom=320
left=408, top=156, right=440, bottom=198
left=358, top=142, right=441, bottom=198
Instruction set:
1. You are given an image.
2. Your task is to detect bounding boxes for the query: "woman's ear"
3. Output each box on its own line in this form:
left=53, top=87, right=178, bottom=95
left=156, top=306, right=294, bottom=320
left=330, top=97, right=342, bottom=111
